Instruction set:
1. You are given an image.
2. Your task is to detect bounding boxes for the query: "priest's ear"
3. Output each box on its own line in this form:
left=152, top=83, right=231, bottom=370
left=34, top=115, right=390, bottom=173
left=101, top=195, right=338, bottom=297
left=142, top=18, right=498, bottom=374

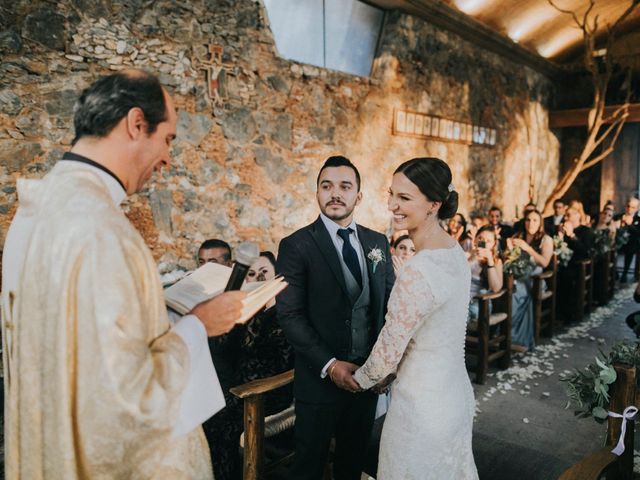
left=125, top=107, right=149, bottom=140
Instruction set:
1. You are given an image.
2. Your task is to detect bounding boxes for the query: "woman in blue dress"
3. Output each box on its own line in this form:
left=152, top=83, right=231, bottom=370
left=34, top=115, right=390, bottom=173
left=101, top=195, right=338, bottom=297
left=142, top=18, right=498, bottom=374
left=506, top=209, right=553, bottom=350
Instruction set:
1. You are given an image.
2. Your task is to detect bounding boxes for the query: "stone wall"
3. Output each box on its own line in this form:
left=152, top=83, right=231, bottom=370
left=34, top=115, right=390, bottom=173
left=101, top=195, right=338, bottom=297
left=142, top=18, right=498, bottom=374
left=0, top=0, right=560, bottom=270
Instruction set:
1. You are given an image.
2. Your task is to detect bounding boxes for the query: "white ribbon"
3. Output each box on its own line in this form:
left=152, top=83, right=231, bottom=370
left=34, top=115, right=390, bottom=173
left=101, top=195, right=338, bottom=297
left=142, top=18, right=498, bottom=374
left=607, top=405, right=638, bottom=456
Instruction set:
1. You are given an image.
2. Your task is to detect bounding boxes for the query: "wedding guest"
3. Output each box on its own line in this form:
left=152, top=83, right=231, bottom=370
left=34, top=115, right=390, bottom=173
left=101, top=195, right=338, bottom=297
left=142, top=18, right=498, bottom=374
left=556, top=207, right=594, bottom=322
left=506, top=209, right=553, bottom=350
left=513, top=202, right=537, bottom=235
left=204, top=251, right=294, bottom=480
left=468, top=214, right=488, bottom=241
left=488, top=206, right=513, bottom=252
left=391, top=234, right=416, bottom=274
left=560, top=207, right=594, bottom=262
left=544, top=199, right=566, bottom=236
left=614, top=196, right=640, bottom=282
left=198, top=238, right=233, bottom=267
left=569, top=199, right=591, bottom=226
left=594, top=208, right=617, bottom=238
left=467, top=226, right=503, bottom=322
left=447, top=213, right=473, bottom=253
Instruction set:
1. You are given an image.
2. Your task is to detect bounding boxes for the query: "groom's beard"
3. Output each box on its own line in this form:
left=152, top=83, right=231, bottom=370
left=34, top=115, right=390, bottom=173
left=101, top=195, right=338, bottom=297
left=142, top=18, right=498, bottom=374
left=322, top=201, right=356, bottom=222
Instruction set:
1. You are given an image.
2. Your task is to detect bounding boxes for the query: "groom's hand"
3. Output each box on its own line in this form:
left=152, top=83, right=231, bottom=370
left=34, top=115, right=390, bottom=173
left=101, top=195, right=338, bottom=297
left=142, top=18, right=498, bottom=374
left=329, top=360, right=361, bottom=393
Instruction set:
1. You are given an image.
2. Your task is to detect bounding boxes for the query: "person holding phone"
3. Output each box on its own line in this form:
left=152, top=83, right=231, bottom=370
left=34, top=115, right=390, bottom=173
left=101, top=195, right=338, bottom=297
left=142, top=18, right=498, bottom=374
left=467, top=226, right=503, bottom=322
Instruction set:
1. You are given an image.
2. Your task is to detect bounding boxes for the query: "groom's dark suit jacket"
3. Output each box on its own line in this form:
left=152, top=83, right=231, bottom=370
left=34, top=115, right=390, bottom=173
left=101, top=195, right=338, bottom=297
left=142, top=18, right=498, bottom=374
left=276, top=216, right=395, bottom=402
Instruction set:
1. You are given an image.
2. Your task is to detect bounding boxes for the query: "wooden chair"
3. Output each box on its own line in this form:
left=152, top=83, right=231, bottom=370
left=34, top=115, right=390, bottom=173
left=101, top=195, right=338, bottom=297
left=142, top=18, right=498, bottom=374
left=230, top=369, right=295, bottom=480
left=558, top=364, right=636, bottom=480
left=533, top=254, right=557, bottom=342
left=607, top=249, right=617, bottom=302
left=594, top=249, right=616, bottom=306
left=575, top=258, right=594, bottom=322
left=465, top=274, right=514, bottom=384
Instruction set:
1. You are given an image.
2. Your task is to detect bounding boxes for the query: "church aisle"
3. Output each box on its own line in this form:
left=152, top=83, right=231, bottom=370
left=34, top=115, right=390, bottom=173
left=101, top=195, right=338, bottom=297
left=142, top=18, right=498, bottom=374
left=472, top=284, right=639, bottom=480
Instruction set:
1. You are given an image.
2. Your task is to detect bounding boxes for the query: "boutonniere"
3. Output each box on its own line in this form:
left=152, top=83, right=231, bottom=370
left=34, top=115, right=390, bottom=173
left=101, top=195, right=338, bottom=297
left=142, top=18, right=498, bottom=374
left=367, top=247, right=386, bottom=273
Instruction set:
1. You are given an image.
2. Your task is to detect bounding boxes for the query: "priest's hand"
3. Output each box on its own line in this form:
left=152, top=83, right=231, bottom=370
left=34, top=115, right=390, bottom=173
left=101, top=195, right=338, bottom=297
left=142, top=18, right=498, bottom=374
left=329, top=360, right=362, bottom=393
left=190, top=291, right=247, bottom=336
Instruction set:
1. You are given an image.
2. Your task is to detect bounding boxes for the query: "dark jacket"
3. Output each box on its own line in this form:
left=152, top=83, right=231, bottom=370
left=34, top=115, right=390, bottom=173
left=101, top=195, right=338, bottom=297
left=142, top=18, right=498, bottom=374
left=276, top=216, right=395, bottom=402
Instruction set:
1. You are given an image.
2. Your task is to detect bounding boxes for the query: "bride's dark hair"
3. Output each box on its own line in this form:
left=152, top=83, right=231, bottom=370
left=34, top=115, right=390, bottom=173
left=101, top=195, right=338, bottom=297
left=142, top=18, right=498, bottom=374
left=394, top=157, right=458, bottom=220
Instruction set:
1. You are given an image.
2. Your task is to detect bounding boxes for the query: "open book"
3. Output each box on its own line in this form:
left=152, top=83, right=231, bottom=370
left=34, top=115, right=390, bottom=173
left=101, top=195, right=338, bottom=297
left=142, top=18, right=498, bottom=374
left=164, top=262, right=287, bottom=324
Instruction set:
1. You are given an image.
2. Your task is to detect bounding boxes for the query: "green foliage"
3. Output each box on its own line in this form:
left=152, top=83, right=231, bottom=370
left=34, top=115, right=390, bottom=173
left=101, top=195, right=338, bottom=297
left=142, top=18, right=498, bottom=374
left=616, top=227, right=630, bottom=250
left=590, top=229, right=612, bottom=257
left=503, top=246, right=537, bottom=279
left=563, top=342, right=640, bottom=423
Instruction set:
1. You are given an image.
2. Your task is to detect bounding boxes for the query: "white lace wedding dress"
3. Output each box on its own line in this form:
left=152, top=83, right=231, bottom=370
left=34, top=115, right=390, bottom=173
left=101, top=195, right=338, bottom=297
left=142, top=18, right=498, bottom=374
left=354, top=245, right=478, bottom=479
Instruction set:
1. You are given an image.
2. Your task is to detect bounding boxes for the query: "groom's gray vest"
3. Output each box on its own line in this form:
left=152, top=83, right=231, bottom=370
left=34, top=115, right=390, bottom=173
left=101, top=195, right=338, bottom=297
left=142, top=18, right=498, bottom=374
left=337, top=245, right=372, bottom=361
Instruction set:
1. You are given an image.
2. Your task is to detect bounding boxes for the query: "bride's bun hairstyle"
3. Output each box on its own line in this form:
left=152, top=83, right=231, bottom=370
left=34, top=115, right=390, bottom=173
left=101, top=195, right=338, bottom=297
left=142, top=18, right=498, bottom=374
left=394, top=157, right=458, bottom=220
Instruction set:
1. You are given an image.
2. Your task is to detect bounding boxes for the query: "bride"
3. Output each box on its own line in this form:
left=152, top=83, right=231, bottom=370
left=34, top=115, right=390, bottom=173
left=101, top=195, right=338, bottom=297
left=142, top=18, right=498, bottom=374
left=353, top=157, right=478, bottom=479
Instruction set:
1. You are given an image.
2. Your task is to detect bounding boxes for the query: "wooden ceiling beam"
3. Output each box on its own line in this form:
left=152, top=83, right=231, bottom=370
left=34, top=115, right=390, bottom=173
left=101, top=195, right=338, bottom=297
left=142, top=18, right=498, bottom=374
left=365, top=0, right=563, bottom=78
left=549, top=104, right=640, bottom=128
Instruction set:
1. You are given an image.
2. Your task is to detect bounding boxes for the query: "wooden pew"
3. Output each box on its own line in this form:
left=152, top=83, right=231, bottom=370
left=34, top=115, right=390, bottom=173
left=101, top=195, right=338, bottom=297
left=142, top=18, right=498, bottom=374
left=575, top=258, right=594, bottom=322
left=607, top=249, right=617, bottom=302
left=533, top=254, right=557, bottom=342
left=558, top=364, right=636, bottom=480
left=230, top=370, right=295, bottom=480
left=466, top=274, right=514, bottom=384
left=594, top=249, right=616, bottom=306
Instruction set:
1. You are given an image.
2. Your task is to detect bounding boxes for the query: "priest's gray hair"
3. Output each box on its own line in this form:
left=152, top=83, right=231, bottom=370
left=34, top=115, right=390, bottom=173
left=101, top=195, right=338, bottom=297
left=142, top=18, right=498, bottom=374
left=71, top=70, right=167, bottom=145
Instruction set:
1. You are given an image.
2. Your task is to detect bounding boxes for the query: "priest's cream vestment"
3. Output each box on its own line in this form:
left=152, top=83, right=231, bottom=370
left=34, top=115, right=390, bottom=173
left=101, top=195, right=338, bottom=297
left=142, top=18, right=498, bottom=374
left=1, top=160, right=219, bottom=479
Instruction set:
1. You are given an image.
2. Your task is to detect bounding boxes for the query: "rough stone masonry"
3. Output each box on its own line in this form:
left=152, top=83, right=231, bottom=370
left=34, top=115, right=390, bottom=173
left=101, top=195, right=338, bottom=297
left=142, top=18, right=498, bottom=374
left=0, top=0, right=560, bottom=271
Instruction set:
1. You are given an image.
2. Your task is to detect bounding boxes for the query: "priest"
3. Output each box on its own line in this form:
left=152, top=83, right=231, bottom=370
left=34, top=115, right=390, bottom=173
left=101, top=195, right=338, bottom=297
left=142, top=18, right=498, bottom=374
left=1, top=70, right=245, bottom=479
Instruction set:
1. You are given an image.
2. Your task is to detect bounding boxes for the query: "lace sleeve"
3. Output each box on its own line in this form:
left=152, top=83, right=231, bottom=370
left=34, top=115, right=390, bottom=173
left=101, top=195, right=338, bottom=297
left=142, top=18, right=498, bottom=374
left=354, top=261, right=436, bottom=390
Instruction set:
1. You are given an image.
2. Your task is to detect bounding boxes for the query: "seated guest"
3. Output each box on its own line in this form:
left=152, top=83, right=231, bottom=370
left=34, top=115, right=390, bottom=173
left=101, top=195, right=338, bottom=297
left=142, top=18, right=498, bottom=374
left=556, top=207, right=594, bottom=323
left=614, top=196, right=640, bottom=282
left=204, top=251, right=294, bottom=480
left=568, top=199, right=591, bottom=227
left=447, top=213, right=473, bottom=253
left=390, top=234, right=416, bottom=274
left=559, top=207, right=594, bottom=262
left=544, top=199, right=566, bottom=236
left=513, top=202, right=537, bottom=235
left=488, top=206, right=513, bottom=252
left=506, top=209, right=553, bottom=350
left=468, top=214, right=488, bottom=241
left=467, top=226, right=504, bottom=322
left=239, top=251, right=294, bottom=411
left=198, top=238, right=233, bottom=267
left=594, top=208, right=617, bottom=238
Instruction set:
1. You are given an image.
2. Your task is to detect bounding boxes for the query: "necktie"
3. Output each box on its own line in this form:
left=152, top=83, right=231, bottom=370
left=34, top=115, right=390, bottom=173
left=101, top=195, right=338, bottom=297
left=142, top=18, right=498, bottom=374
left=337, top=228, right=362, bottom=289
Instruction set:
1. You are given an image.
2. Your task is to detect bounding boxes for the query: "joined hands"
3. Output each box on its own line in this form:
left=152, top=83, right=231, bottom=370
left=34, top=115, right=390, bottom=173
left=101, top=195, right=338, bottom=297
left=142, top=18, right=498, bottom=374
left=329, top=360, right=363, bottom=393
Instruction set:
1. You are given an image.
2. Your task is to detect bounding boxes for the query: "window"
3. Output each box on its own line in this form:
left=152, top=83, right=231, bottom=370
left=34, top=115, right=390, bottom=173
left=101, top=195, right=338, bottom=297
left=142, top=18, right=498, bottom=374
left=263, top=0, right=384, bottom=77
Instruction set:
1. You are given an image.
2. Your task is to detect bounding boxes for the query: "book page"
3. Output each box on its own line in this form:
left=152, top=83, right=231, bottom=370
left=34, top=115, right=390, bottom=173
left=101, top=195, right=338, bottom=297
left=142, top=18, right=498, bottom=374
left=164, top=262, right=231, bottom=315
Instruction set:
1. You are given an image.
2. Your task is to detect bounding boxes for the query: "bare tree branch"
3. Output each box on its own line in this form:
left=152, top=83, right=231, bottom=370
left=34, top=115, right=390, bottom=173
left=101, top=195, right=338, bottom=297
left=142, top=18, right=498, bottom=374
left=542, top=0, right=638, bottom=215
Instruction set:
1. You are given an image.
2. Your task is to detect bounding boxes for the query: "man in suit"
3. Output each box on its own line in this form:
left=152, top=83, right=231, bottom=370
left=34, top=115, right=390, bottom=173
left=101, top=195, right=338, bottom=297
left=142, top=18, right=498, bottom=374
left=488, top=205, right=513, bottom=252
left=544, top=199, right=566, bottom=236
left=197, top=238, right=233, bottom=267
left=277, top=156, right=395, bottom=480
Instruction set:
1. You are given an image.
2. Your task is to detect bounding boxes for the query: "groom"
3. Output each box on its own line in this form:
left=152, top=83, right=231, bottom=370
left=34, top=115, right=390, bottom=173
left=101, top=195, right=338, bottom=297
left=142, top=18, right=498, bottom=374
left=277, top=156, right=395, bottom=480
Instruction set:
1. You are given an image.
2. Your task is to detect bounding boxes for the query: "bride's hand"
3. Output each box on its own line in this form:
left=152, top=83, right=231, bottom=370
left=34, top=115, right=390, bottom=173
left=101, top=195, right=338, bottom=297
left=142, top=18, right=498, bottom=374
left=372, top=373, right=396, bottom=394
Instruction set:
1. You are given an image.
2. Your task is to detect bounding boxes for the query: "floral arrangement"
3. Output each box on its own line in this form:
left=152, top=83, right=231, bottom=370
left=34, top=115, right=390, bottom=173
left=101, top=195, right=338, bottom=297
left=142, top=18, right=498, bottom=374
left=564, top=342, right=640, bottom=423
left=616, top=226, right=630, bottom=250
left=502, top=246, right=537, bottom=279
left=553, top=235, right=573, bottom=268
left=590, top=229, right=612, bottom=257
